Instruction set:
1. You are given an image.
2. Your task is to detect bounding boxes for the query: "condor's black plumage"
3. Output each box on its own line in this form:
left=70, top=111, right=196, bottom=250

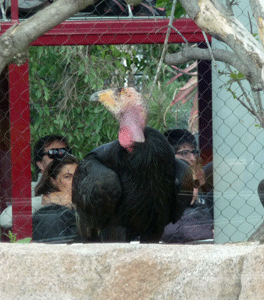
left=72, top=88, right=193, bottom=242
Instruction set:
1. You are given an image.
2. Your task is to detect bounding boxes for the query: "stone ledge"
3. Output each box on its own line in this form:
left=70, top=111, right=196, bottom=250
left=0, top=242, right=263, bottom=300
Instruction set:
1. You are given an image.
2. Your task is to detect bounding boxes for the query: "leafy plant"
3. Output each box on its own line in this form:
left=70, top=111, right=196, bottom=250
left=15, top=237, right=32, bottom=243
left=156, top=0, right=186, bottom=19
left=4, top=230, right=17, bottom=242
left=4, top=230, right=32, bottom=243
left=29, top=44, right=192, bottom=170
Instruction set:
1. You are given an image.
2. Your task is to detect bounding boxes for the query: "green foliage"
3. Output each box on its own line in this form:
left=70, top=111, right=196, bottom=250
left=15, top=237, right=32, bottom=243
left=29, top=45, right=122, bottom=161
left=29, top=44, right=191, bottom=167
left=144, top=68, right=191, bottom=131
left=229, top=71, right=245, bottom=81
left=4, top=230, right=17, bottom=242
left=4, top=230, right=32, bottom=243
left=156, top=0, right=186, bottom=18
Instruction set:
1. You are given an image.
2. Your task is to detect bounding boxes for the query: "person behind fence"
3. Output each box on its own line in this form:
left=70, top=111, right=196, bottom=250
left=161, top=128, right=213, bottom=243
left=32, top=154, right=79, bottom=241
left=32, top=135, right=72, bottom=195
left=0, top=135, right=71, bottom=228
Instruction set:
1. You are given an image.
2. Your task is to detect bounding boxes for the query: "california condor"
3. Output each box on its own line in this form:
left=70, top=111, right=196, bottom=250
left=72, top=87, right=194, bottom=242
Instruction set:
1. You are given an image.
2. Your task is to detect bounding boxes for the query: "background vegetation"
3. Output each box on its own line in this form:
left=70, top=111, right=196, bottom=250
left=29, top=44, right=193, bottom=161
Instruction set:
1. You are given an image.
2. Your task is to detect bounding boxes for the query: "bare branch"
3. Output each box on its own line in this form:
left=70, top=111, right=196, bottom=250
left=239, top=86, right=257, bottom=117
left=225, top=64, right=264, bottom=127
left=179, top=0, right=264, bottom=91
left=149, top=0, right=178, bottom=99
left=226, top=65, right=257, bottom=117
left=230, top=93, right=255, bottom=116
left=225, top=0, right=233, bottom=14
left=202, top=31, right=218, bottom=73
left=225, top=0, right=238, bottom=14
left=169, top=24, right=189, bottom=44
left=248, top=11, right=254, bottom=35
left=0, top=0, right=95, bottom=74
left=165, top=46, right=250, bottom=77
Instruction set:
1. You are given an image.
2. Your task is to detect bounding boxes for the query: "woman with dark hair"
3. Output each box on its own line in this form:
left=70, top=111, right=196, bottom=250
left=35, top=154, right=77, bottom=207
left=32, top=155, right=79, bottom=242
left=0, top=135, right=72, bottom=228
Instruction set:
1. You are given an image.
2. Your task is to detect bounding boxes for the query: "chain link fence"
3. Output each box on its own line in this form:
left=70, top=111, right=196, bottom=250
left=0, top=0, right=263, bottom=244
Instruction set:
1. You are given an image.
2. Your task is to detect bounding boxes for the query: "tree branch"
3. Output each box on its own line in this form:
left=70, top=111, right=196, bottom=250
left=149, top=0, right=178, bottom=99
left=165, top=46, right=249, bottom=76
left=225, top=65, right=258, bottom=116
left=0, top=0, right=95, bottom=74
left=179, top=0, right=264, bottom=91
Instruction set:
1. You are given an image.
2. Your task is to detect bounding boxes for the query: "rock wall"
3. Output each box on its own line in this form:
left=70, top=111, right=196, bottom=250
left=0, top=242, right=263, bottom=299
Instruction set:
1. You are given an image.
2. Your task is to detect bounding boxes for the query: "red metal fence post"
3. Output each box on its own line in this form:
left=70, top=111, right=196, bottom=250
left=9, top=62, right=32, bottom=240
left=11, top=0, right=19, bottom=22
left=0, top=67, right=11, bottom=241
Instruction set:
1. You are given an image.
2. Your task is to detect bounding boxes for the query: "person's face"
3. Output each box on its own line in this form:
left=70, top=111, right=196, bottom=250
left=37, top=141, right=67, bottom=173
left=53, top=164, right=78, bottom=194
left=175, top=143, right=199, bottom=167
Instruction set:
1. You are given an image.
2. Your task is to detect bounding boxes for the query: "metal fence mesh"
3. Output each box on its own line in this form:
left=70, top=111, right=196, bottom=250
left=0, top=0, right=263, bottom=244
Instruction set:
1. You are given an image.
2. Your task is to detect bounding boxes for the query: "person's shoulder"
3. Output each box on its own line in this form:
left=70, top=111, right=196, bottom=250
left=32, top=204, right=77, bottom=242
left=34, top=204, right=75, bottom=220
left=0, top=205, right=12, bottom=228
left=32, top=196, right=43, bottom=210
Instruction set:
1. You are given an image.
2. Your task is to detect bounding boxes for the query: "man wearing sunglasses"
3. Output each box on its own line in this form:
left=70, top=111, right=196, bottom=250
left=33, top=135, right=71, bottom=188
left=0, top=135, right=71, bottom=228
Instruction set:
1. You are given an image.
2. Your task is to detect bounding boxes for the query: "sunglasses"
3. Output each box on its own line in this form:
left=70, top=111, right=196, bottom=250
left=175, top=149, right=200, bottom=158
left=42, top=148, right=70, bottom=159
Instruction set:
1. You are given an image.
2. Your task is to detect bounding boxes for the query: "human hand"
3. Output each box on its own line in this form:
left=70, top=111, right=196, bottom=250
left=192, top=158, right=206, bottom=187
left=191, top=188, right=199, bottom=205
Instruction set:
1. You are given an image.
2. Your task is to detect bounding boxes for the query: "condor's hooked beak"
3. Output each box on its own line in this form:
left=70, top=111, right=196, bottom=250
left=90, top=89, right=120, bottom=114
left=89, top=91, right=100, bottom=102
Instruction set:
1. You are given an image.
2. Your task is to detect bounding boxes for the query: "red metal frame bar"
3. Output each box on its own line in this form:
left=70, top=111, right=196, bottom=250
left=0, top=67, right=11, bottom=241
left=0, top=19, right=210, bottom=45
left=9, top=63, right=32, bottom=240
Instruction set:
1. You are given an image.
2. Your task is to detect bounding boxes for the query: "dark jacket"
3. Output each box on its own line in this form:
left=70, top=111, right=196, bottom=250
left=33, top=204, right=77, bottom=243
left=161, top=202, right=213, bottom=243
